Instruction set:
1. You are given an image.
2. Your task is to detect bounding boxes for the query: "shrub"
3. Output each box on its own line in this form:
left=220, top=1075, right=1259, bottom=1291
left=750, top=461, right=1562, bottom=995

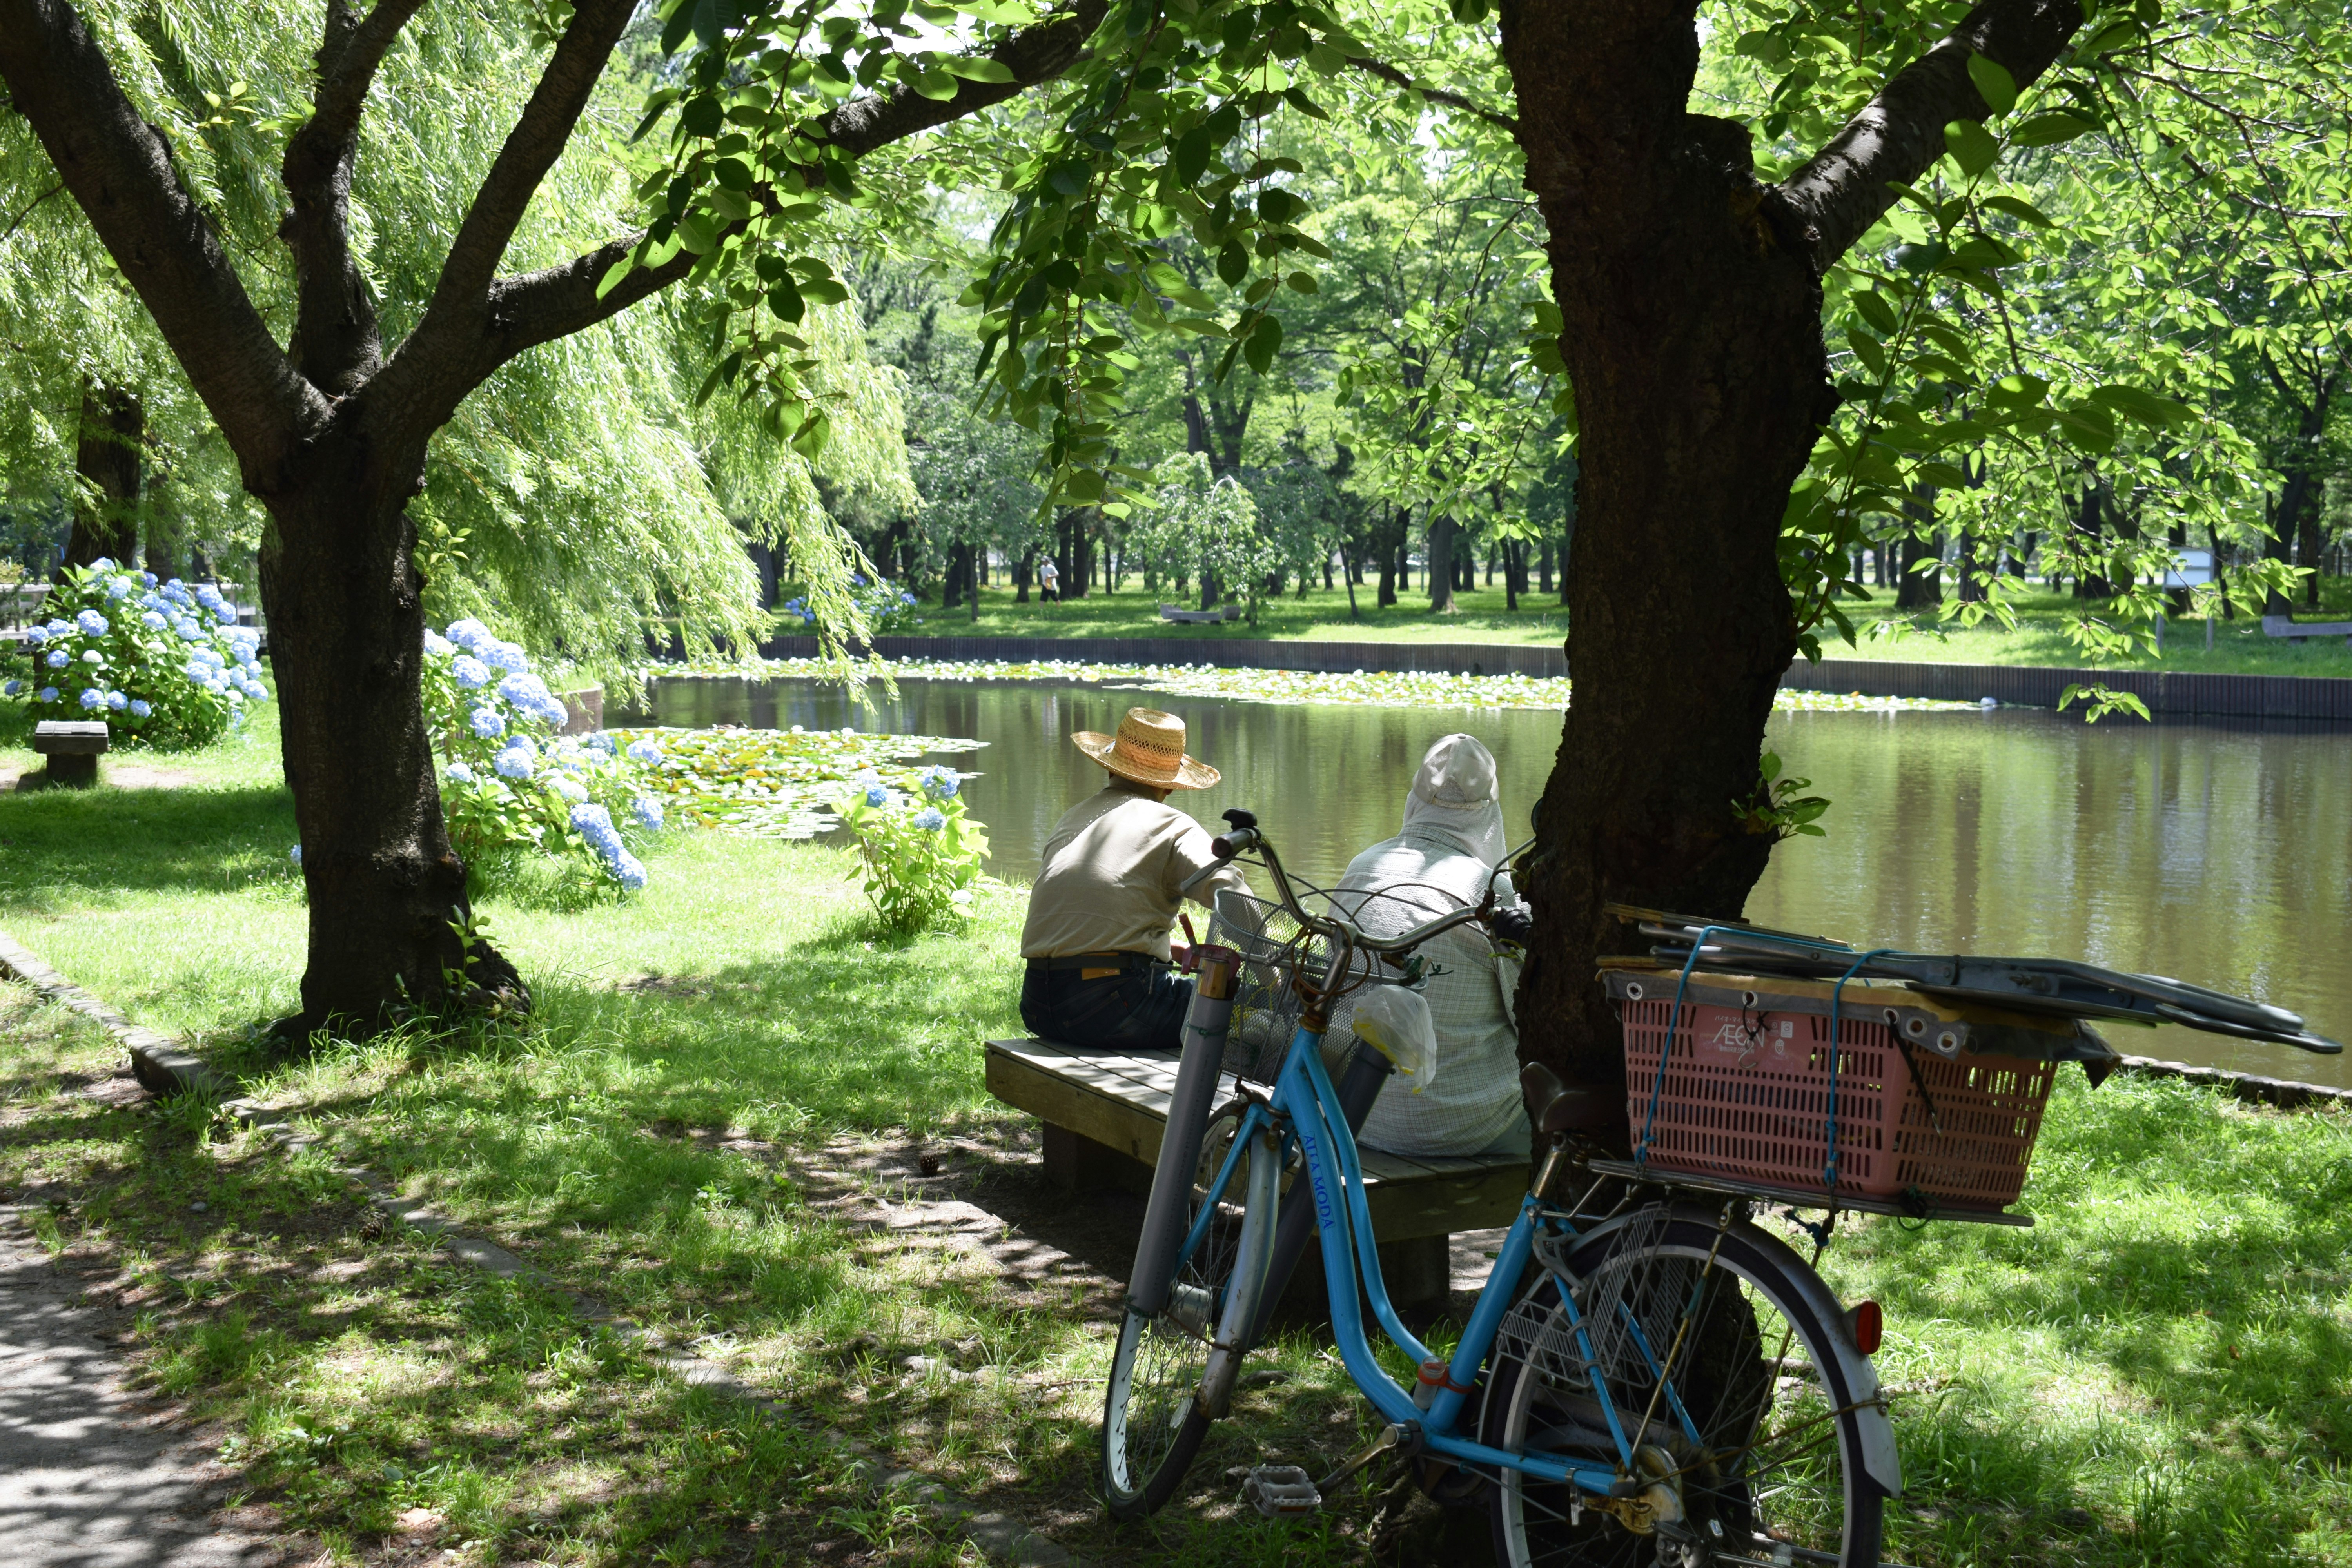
left=0, top=558, right=268, bottom=748
left=778, top=576, right=923, bottom=634
left=418, top=619, right=667, bottom=899
left=834, top=764, right=987, bottom=933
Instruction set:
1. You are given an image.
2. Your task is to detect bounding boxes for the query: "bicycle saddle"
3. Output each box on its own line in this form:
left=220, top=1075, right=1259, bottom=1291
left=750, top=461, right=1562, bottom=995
left=1519, top=1062, right=1616, bottom=1136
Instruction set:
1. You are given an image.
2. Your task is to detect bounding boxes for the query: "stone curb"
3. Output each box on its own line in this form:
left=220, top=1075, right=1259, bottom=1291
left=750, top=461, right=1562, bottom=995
left=0, top=932, right=1080, bottom=1568
left=2116, top=1054, right=2352, bottom=1111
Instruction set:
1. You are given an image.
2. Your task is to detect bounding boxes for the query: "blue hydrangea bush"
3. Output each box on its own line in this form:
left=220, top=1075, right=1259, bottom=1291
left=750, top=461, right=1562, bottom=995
left=778, top=576, right=922, bottom=634
left=833, top=764, right=988, bottom=933
left=420, top=618, right=667, bottom=900
left=0, top=558, right=267, bottom=748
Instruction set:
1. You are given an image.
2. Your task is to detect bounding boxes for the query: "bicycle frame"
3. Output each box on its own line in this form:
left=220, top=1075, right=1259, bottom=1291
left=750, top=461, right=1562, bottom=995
left=1173, top=1006, right=1637, bottom=1500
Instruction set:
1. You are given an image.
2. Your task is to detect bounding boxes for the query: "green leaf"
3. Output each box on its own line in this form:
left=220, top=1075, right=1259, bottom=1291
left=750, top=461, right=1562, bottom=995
left=2009, top=112, right=2100, bottom=147
left=1944, top=118, right=2000, bottom=177
left=1980, top=194, right=2054, bottom=228
left=2053, top=403, right=2117, bottom=453
left=1990, top=372, right=2049, bottom=406
left=2088, top=383, right=2195, bottom=430
left=946, top=56, right=1016, bottom=83
left=767, top=279, right=806, bottom=322
left=1853, top=290, right=1900, bottom=334
left=1216, top=241, right=1249, bottom=286
left=1174, top=126, right=1213, bottom=186
left=1062, top=468, right=1106, bottom=502
left=595, top=258, right=636, bottom=301
left=1966, top=53, right=2017, bottom=116
left=1243, top=313, right=1283, bottom=374
left=674, top=211, right=717, bottom=255
left=1285, top=270, right=1318, bottom=295
left=915, top=69, right=960, bottom=100
left=1733, top=29, right=1789, bottom=64
left=691, top=0, right=724, bottom=51
left=799, top=278, right=851, bottom=305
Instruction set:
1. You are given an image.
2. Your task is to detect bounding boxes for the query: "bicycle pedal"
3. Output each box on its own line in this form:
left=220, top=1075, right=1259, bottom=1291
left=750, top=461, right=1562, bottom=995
left=1241, top=1465, right=1322, bottom=1518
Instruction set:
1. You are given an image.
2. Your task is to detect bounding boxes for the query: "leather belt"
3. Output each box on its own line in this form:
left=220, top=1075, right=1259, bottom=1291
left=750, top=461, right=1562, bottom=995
left=1027, top=951, right=1159, bottom=973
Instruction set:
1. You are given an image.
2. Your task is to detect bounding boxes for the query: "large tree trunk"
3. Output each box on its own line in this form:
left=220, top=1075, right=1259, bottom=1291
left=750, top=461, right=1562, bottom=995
left=259, top=426, right=520, bottom=1030
left=1506, top=18, right=1830, bottom=1114
left=60, top=379, right=142, bottom=575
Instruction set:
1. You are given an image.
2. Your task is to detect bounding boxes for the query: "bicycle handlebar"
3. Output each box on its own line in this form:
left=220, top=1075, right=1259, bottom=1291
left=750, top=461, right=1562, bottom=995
left=1202, top=814, right=1503, bottom=958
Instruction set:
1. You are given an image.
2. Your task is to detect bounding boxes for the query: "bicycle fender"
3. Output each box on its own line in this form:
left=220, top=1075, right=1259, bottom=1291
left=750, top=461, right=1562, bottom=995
left=1566, top=1203, right=1903, bottom=1498
left=1196, top=1121, right=1282, bottom=1419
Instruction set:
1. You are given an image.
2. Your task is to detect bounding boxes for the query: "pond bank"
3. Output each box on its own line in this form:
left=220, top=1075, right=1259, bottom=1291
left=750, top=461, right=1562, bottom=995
left=755, top=634, right=2352, bottom=721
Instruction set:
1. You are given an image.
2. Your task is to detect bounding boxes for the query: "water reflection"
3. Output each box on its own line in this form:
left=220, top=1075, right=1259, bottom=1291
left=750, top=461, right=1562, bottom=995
left=617, top=677, right=2351, bottom=1086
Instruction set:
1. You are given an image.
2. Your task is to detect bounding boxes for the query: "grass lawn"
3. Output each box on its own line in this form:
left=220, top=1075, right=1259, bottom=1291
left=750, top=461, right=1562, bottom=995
left=5, top=719, right=2352, bottom=1564
left=852, top=578, right=2352, bottom=680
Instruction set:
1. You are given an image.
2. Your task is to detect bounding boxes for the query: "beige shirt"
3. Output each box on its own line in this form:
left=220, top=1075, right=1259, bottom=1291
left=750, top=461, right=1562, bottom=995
left=1020, top=783, right=1251, bottom=961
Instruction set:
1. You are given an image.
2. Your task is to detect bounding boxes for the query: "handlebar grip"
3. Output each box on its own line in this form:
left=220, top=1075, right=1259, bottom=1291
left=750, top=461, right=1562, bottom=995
left=1210, top=826, right=1260, bottom=860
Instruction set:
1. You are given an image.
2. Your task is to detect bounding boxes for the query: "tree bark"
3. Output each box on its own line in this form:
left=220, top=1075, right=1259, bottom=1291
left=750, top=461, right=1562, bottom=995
left=60, top=379, right=142, bottom=575
left=1497, top=0, right=2095, bottom=1110
left=1427, top=514, right=1458, bottom=613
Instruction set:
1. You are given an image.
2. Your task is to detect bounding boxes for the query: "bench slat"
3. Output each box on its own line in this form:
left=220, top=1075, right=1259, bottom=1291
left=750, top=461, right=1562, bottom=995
left=985, top=1038, right=1524, bottom=1240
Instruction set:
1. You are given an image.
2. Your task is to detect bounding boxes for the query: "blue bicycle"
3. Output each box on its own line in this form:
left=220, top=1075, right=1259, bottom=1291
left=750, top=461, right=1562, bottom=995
left=1100, top=812, right=1899, bottom=1567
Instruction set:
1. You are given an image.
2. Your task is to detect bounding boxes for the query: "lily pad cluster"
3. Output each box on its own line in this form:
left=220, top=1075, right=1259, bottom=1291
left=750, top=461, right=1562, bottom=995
left=610, top=723, right=986, bottom=838
left=648, top=655, right=1977, bottom=714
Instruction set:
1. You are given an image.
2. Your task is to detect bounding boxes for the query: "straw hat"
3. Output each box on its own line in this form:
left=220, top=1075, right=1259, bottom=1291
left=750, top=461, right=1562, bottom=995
left=1073, top=707, right=1220, bottom=791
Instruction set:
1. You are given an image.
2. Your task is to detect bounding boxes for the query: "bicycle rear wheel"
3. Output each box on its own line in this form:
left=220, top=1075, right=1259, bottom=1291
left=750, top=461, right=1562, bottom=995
left=1102, top=1102, right=1270, bottom=1517
left=1483, top=1207, right=1886, bottom=1567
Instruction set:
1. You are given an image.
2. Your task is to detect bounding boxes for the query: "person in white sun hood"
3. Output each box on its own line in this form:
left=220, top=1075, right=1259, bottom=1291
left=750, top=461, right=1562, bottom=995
left=1334, top=732, right=1533, bottom=1159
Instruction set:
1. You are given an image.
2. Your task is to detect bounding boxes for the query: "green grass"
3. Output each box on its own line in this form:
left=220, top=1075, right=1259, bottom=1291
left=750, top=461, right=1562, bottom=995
left=6, top=747, right=2352, bottom=1563
left=849, top=577, right=2352, bottom=679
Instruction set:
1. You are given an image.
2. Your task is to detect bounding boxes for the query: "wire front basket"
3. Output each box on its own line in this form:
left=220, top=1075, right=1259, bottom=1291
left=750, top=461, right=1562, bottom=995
left=1205, top=889, right=1421, bottom=1083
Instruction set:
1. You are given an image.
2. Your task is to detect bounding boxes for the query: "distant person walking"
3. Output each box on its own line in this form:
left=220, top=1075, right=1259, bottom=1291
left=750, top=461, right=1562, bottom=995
left=1038, top=553, right=1060, bottom=603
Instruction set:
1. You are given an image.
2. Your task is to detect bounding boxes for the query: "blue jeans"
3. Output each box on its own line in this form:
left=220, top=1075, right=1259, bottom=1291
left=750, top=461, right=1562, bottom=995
left=1020, top=959, right=1195, bottom=1054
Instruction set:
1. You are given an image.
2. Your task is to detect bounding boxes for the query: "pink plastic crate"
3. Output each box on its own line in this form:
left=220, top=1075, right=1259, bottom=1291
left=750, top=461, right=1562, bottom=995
left=1620, top=997, right=2056, bottom=1209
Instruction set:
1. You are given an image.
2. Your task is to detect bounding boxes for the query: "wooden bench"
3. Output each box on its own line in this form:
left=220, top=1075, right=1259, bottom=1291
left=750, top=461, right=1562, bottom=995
left=1156, top=603, right=1243, bottom=624
left=985, top=1036, right=1527, bottom=1310
left=2261, top=614, right=2352, bottom=646
left=30, top=719, right=107, bottom=787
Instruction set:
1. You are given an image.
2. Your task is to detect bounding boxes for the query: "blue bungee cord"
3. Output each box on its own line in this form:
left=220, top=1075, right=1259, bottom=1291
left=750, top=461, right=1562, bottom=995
left=1824, top=949, right=1899, bottom=1192
left=1635, top=925, right=1738, bottom=1169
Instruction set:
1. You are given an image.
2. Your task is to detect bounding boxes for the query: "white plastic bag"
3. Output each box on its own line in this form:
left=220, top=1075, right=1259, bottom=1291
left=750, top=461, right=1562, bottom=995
left=1350, top=985, right=1440, bottom=1093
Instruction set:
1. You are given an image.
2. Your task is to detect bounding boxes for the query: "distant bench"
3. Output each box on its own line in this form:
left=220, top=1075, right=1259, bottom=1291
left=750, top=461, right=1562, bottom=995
left=1156, top=603, right=1242, bottom=624
left=2262, top=615, right=2352, bottom=646
left=985, top=1036, right=1526, bottom=1310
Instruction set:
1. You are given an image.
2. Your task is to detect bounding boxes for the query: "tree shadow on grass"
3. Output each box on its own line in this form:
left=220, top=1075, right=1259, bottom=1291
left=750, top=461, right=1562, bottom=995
left=0, top=780, right=297, bottom=902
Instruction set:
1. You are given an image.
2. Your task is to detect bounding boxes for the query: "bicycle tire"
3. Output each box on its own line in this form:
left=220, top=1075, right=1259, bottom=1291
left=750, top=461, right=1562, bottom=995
left=1483, top=1207, right=1887, bottom=1568
left=1102, top=1102, right=1267, bottom=1518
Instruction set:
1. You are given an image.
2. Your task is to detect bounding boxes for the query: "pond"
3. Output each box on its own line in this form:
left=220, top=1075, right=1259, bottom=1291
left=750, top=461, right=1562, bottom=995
left=615, top=675, right=2352, bottom=1088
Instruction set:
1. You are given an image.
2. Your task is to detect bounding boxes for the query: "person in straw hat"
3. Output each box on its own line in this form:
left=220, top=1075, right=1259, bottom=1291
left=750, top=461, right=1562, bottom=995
left=1019, top=707, right=1251, bottom=1053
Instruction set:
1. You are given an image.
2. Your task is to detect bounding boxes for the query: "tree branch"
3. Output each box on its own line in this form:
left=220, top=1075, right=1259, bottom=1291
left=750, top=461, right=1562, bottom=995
left=0, top=0, right=321, bottom=480
left=281, top=0, right=429, bottom=392
left=1344, top=54, right=1519, bottom=135
left=817, top=0, right=1107, bottom=157
left=0, top=180, right=63, bottom=247
left=1773, top=0, right=2087, bottom=272
left=477, top=3, right=1109, bottom=377
left=378, top=0, right=637, bottom=418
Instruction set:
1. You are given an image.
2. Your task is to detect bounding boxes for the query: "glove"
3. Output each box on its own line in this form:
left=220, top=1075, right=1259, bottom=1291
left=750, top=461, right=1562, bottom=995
left=1489, top=906, right=1533, bottom=946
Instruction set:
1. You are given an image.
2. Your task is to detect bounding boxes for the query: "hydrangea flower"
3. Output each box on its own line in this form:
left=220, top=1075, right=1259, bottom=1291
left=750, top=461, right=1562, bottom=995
left=631, top=795, right=664, bottom=831
left=445, top=760, right=475, bottom=785
left=444, top=617, right=491, bottom=651
left=626, top=738, right=664, bottom=764
left=497, top=670, right=551, bottom=709
left=74, top=606, right=109, bottom=633
left=36, top=687, right=58, bottom=703
left=468, top=706, right=505, bottom=739
left=483, top=640, right=529, bottom=674
left=423, top=629, right=454, bottom=657
left=81, top=649, right=104, bottom=665
left=142, top=610, right=167, bottom=630
left=106, top=691, right=127, bottom=711
left=865, top=785, right=890, bottom=808
left=140, top=571, right=157, bottom=588
left=913, top=806, right=948, bottom=831
left=78, top=688, right=105, bottom=710
left=177, top=621, right=207, bottom=642
left=494, top=746, right=535, bottom=780
left=44, top=618, right=69, bottom=635
left=918, top=766, right=960, bottom=800
left=452, top=655, right=492, bottom=690
left=584, top=732, right=616, bottom=755
left=105, top=577, right=132, bottom=600
left=89, top=556, right=115, bottom=572
left=569, top=802, right=616, bottom=837
left=614, top=853, right=648, bottom=891
left=24, top=625, right=47, bottom=645
left=45, top=650, right=67, bottom=669
left=289, top=844, right=303, bottom=865
left=127, top=699, right=151, bottom=718
left=552, top=775, right=589, bottom=803
left=2, top=679, right=19, bottom=696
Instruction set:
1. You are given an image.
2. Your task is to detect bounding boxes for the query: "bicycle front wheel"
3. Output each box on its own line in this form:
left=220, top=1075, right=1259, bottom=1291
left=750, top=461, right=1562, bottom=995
left=1483, top=1206, right=1887, bottom=1568
left=1102, top=1102, right=1269, bottom=1518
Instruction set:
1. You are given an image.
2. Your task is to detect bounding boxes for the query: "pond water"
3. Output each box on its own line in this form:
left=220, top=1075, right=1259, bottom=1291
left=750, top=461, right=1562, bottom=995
left=616, top=676, right=2352, bottom=1087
